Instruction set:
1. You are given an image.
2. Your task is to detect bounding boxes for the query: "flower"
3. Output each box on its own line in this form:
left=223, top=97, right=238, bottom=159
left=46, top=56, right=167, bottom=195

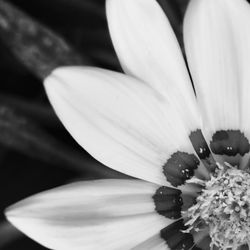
left=5, top=0, right=250, bottom=249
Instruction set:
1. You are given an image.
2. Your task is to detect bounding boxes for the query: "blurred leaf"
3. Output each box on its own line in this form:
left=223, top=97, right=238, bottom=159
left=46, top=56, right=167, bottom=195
left=0, top=103, right=127, bottom=179
left=0, top=94, right=58, bottom=127
left=0, top=0, right=89, bottom=79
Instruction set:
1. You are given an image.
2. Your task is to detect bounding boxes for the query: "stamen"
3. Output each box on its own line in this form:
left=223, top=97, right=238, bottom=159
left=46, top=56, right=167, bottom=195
left=184, top=163, right=250, bottom=250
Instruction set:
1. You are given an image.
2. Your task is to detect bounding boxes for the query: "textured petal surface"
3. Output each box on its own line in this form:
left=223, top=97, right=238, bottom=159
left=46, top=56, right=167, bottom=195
left=106, top=0, right=200, bottom=132
left=44, top=67, right=200, bottom=186
left=6, top=180, right=173, bottom=250
left=184, top=0, right=250, bottom=164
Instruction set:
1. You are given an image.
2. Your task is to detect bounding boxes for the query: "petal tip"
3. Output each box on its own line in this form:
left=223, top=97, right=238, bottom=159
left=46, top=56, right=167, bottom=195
left=4, top=206, right=13, bottom=221
left=43, top=67, right=71, bottom=97
left=4, top=204, right=24, bottom=232
left=4, top=199, right=27, bottom=221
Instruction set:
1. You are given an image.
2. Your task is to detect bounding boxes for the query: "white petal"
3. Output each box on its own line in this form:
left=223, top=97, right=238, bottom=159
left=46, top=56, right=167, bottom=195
left=44, top=67, right=200, bottom=186
left=106, top=0, right=200, bottom=132
left=132, top=234, right=169, bottom=250
left=184, top=0, right=250, bottom=140
left=6, top=180, right=173, bottom=250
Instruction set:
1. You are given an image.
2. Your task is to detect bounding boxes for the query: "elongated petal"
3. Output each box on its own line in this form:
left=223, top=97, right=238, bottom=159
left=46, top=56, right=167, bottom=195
left=106, top=0, right=200, bottom=132
left=184, top=0, right=250, bottom=165
left=106, top=0, right=215, bottom=170
left=44, top=67, right=204, bottom=186
left=6, top=180, right=175, bottom=250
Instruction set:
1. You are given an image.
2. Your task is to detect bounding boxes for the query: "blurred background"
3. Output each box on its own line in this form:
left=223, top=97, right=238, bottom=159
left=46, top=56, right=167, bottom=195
left=0, top=0, right=189, bottom=249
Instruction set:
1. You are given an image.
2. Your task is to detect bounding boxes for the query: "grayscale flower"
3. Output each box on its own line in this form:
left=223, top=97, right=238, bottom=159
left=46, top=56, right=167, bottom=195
left=5, top=0, right=250, bottom=249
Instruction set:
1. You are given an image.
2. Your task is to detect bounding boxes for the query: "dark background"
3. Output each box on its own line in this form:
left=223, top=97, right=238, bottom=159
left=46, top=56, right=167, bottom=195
left=0, top=0, right=191, bottom=249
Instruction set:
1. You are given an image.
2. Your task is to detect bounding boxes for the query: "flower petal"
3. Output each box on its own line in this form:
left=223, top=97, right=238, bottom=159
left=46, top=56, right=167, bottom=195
left=106, top=0, right=200, bottom=132
left=184, top=0, right=250, bottom=165
left=132, top=234, right=169, bottom=250
left=44, top=67, right=204, bottom=186
left=160, top=220, right=201, bottom=250
left=134, top=220, right=201, bottom=250
left=106, top=0, right=215, bottom=170
left=6, top=180, right=175, bottom=250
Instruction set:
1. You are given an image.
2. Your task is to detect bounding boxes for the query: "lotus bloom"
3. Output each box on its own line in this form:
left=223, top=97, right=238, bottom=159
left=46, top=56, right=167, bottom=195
left=5, top=0, right=250, bottom=249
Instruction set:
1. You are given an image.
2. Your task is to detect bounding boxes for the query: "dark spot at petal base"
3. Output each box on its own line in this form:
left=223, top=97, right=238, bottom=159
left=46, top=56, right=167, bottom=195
left=161, top=220, right=201, bottom=250
left=153, top=186, right=183, bottom=219
left=163, top=152, right=199, bottom=187
left=196, top=235, right=211, bottom=250
left=238, top=244, right=249, bottom=250
left=182, top=193, right=197, bottom=211
left=210, top=130, right=250, bottom=157
left=190, top=129, right=216, bottom=171
left=190, top=129, right=210, bottom=159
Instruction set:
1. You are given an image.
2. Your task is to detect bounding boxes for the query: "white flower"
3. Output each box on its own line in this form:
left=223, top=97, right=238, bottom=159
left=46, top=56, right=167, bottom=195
left=5, top=0, right=250, bottom=249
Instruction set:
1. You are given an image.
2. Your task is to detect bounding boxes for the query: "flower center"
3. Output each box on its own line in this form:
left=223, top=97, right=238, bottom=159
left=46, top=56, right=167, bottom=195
left=184, top=163, right=250, bottom=250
